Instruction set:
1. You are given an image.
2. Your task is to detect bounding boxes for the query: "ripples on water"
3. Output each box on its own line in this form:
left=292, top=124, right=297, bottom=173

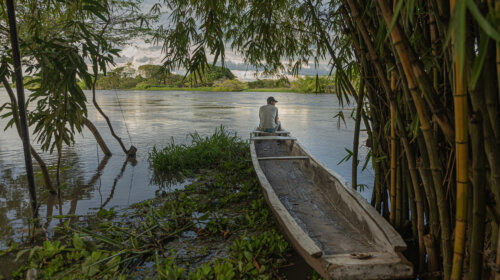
left=0, top=90, right=372, bottom=247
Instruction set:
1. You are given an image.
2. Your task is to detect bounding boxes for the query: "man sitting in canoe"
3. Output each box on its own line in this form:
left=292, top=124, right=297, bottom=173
left=259, top=96, right=282, bottom=132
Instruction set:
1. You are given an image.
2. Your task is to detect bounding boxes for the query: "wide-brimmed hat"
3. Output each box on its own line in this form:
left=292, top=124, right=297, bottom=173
left=267, top=96, right=278, bottom=103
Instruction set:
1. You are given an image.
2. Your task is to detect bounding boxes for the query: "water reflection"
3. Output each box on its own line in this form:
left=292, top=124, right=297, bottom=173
left=0, top=90, right=373, bottom=248
left=100, top=158, right=136, bottom=209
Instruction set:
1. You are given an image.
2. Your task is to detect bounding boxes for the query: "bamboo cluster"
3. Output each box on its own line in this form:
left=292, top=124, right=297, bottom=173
left=337, top=0, right=499, bottom=278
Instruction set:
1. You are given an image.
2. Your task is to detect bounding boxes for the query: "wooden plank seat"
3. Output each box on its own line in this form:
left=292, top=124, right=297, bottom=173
left=257, top=156, right=309, bottom=161
left=251, top=136, right=297, bottom=141
left=253, top=130, right=290, bottom=135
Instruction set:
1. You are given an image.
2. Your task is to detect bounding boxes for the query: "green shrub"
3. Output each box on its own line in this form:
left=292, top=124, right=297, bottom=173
left=150, top=126, right=249, bottom=176
left=214, top=79, right=248, bottom=92
left=291, top=76, right=335, bottom=93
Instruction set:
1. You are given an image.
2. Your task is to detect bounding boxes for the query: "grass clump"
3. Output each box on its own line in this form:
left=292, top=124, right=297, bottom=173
left=150, top=126, right=248, bottom=177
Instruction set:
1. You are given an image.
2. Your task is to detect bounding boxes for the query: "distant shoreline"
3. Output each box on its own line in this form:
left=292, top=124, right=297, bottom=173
left=94, top=87, right=330, bottom=94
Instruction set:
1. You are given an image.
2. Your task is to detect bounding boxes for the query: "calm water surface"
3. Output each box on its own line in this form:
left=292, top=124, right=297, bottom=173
left=0, top=90, right=372, bottom=247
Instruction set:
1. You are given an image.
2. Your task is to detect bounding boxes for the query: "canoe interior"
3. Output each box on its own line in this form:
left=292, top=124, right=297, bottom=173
left=254, top=139, right=382, bottom=255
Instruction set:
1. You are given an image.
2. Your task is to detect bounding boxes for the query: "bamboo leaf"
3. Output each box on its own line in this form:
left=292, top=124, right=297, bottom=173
left=466, top=0, right=500, bottom=42
left=470, top=33, right=489, bottom=89
left=385, top=0, right=403, bottom=41
left=455, top=0, right=467, bottom=77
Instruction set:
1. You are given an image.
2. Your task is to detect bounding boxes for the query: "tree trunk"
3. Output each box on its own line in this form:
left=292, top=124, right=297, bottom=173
left=82, top=117, right=112, bottom=156
left=91, top=77, right=137, bottom=157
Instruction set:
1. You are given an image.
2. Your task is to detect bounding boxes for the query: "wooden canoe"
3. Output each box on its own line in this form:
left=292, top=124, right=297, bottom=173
left=250, top=132, right=413, bottom=279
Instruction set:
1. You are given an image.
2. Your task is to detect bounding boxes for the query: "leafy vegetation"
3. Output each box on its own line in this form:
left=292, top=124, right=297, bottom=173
left=291, top=76, right=336, bottom=94
left=0, top=0, right=151, bottom=194
left=149, top=0, right=500, bottom=278
left=150, top=126, right=248, bottom=177
left=2, top=128, right=317, bottom=279
left=83, top=63, right=335, bottom=93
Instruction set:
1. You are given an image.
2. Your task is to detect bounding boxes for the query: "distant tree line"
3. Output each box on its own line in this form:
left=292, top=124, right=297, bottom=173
left=82, top=63, right=336, bottom=93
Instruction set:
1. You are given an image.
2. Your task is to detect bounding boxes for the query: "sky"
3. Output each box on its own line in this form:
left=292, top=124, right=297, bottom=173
left=112, top=1, right=332, bottom=81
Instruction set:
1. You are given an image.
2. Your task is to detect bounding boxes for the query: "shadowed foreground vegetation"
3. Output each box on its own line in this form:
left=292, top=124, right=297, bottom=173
left=0, top=128, right=319, bottom=279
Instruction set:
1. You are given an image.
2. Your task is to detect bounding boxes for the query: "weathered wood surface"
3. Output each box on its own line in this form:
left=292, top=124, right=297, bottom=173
left=257, top=156, right=309, bottom=161
left=250, top=133, right=413, bottom=279
left=253, top=130, right=290, bottom=136
left=251, top=136, right=297, bottom=141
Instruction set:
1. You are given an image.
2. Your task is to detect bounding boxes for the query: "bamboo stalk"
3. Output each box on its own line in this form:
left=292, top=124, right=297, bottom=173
left=395, top=145, right=402, bottom=229
left=352, top=77, right=365, bottom=190
left=416, top=133, right=441, bottom=251
left=404, top=159, right=417, bottom=241
left=376, top=1, right=453, bottom=276
left=468, top=111, right=486, bottom=279
left=390, top=72, right=397, bottom=225
left=483, top=51, right=500, bottom=144
left=429, top=1, right=439, bottom=92
left=424, top=234, right=440, bottom=280
left=399, top=125, right=426, bottom=274
left=450, top=1, right=469, bottom=278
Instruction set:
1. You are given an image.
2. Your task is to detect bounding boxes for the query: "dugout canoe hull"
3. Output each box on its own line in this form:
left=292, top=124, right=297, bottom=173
left=250, top=134, right=413, bottom=279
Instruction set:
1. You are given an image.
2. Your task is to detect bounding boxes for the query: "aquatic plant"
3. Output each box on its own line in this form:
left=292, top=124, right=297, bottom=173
left=5, top=128, right=314, bottom=279
left=150, top=126, right=249, bottom=176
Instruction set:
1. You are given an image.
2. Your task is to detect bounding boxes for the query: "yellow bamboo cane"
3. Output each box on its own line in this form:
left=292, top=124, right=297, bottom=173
left=450, top=1, right=468, bottom=279
left=375, top=1, right=453, bottom=277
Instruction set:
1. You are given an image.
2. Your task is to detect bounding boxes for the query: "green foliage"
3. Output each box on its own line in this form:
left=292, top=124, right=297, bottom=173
left=291, top=76, right=335, bottom=93
left=186, top=65, right=235, bottom=87
left=137, top=64, right=186, bottom=87
left=0, top=0, right=150, bottom=155
left=247, top=79, right=290, bottom=89
left=150, top=126, right=248, bottom=177
left=138, top=64, right=164, bottom=82
left=214, top=79, right=248, bottom=92
left=95, top=63, right=147, bottom=90
left=151, top=0, right=322, bottom=77
left=94, top=64, right=238, bottom=90
left=27, top=43, right=90, bottom=152
left=9, top=128, right=311, bottom=279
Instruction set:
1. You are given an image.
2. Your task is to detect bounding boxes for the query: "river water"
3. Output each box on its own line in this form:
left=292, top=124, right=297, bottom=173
left=0, top=89, right=372, bottom=248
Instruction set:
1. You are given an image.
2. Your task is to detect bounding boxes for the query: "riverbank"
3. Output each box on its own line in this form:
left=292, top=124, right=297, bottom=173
left=101, top=86, right=301, bottom=93
left=0, top=128, right=319, bottom=279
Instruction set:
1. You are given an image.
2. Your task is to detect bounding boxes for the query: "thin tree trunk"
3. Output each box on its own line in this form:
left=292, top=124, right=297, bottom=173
left=91, top=74, right=137, bottom=157
left=82, top=117, right=112, bottom=156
